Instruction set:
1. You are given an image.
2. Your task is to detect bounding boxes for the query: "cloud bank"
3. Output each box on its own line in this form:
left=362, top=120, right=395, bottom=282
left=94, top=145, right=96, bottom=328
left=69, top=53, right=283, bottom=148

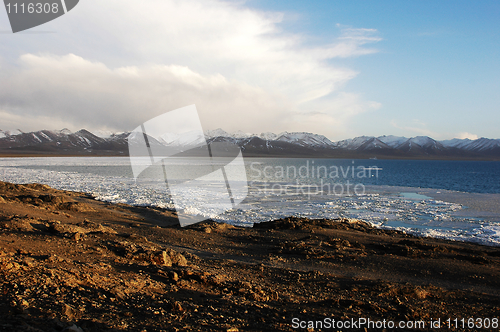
left=0, top=0, right=382, bottom=138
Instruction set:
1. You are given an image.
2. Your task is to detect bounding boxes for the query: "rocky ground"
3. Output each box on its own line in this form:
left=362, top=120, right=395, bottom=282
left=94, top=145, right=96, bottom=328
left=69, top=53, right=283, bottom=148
left=1, top=181, right=499, bottom=331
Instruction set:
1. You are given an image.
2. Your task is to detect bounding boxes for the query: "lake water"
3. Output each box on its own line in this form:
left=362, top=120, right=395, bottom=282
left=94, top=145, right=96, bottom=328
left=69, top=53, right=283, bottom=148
left=1, top=157, right=499, bottom=246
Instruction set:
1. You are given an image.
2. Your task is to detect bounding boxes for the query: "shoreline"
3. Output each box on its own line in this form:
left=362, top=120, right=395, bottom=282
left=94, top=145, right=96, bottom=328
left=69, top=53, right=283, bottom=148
left=1, top=152, right=500, bottom=161
left=1, top=181, right=500, bottom=331
left=1, top=168, right=499, bottom=247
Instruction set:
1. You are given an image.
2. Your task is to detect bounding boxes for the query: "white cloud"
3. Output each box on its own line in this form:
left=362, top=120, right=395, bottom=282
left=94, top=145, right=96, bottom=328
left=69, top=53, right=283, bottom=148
left=456, top=132, right=478, bottom=140
left=0, top=110, right=76, bottom=132
left=285, top=92, right=382, bottom=137
left=0, top=0, right=382, bottom=138
left=0, top=54, right=292, bottom=132
left=390, top=119, right=440, bottom=138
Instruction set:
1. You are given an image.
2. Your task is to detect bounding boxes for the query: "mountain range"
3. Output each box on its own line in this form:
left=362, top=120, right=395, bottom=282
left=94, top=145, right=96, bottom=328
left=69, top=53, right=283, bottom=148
left=1, top=128, right=499, bottom=160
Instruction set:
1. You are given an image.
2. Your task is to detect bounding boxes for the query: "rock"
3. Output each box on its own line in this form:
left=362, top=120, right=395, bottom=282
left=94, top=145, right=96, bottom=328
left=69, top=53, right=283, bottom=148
left=172, top=301, right=183, bottom=311
left=166, top=249, right=188, bottom=266
left=24, top=183, right=52, bottom=191
left=39, top=194, right=65, bottom=205
left=62, top=304, right=77, bottom=320
left=1, top=218, right=34, bottom=232
left=0, top=195, right=6, bottom=203
left=59, top=202, right=95, bottom=212
left=21, top=257, right=36, bottom=267
left=20, top=299, right=30, bottom=309
left=189, top=221, right=234, bottom=233
left=240, top=281, right=252, bottom=289
left=253, top=217, right=372, bottom=230
left=95, top=224, right=117, bottom=234
left=207, top=273, right=227, bottom=286
left=150, top=251, right=173, bottom=267
left=181, top=251, right=200, bottom=262
left=48, top=222, right=68, bottom=234
left=414, top=287, right=430, bottom=299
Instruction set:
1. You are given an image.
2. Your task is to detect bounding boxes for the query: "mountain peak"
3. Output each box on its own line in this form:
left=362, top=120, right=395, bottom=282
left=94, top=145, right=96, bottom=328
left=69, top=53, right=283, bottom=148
left=59, top=128, right=72, bottom=135
left=0, top=128, right=499, bottom=159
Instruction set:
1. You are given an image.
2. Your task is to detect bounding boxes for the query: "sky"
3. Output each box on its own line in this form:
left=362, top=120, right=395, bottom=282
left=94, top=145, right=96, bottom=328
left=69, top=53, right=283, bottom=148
left=0, top=0, right=499, bottom=141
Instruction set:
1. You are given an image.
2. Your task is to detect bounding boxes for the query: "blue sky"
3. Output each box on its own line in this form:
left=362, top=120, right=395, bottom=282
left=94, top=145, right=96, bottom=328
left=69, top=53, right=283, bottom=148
left=247, top=0, right=500, bottom=139
left=0, top=0, right=498, bottom=140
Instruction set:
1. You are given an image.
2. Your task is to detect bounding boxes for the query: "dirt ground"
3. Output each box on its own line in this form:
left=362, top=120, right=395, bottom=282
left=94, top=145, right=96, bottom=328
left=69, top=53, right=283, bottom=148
left=1, top=181, right=499, bottom=331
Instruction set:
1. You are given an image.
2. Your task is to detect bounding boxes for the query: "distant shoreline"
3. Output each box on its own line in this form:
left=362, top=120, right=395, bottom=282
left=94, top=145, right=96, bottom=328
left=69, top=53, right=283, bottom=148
left=1, top=151, right=500, bottom=161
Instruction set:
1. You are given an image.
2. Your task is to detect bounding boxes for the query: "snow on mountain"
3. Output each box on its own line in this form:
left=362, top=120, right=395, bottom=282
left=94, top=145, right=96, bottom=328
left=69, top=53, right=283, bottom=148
left=205, top=128, right=254, bottom=140
left=461, top=138, right=500, bottom=152
left=0, top=129, right=23, bottom=137
left=395, top=136, right=446, bottom=154
left=205, top=128, right=253, bottom=140
left=205, top=129, right=335, bottom=148
left=336, top=136, right=374, bottom=150
left=157, top=130, right=205, bottom=148
left=336, top=136, right=393, bottom=151
left=258, top=132, right=278, bottom=140
left=1, top=127, right=500, bottom=158
left=360, top=138, right=391, bottom=150
left=275, top=132, right=335, bottom=148
left=205, top=128, right=231, bottom=139
left=58, top=128, right=72, bottom=135
left=92, top=130, right=114, bottom=139
left=440, top=138, right=472, bottom=149
left=408, top=136, right=442, bottom=148
left=233, top=130, right=252, bottom=139
left=378, top=135, right=408, bottom=148
left=440, top=137, right=500, bottom=152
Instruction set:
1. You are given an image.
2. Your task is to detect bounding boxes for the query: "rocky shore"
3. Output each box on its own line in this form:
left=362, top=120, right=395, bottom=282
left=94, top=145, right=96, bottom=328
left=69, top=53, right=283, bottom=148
left=1, top=181, right=499, bottom=331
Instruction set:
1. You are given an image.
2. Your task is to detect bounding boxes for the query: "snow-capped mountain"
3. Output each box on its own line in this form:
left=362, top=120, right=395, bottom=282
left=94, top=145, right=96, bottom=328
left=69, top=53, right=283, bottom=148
left=336, top=136, right=388, bottom=150
left=92, top=130, right=115, bottom=139
left=377, top=135, right=408, bottom=148
left=205, top=129, right=252, bottom=140
left=0, top=128, right=499, bottom=159
left=396, top=136, right=446, bottom=154
left=258, top=132, right=278, bottom=141
left=205, top=128, right=231, bottom=139
left=441, top=137, right=500, bottom=153
left=0, top=129, right=128, bottom=155
left=0, top=129, right=24, bottom=138
left=157, top=130, right=205, bottom=148
left=204, top=129, right=336, bottom=151
left=275, top=132, right=335, bottom=148
left=459, top=138, right=500, bottom=152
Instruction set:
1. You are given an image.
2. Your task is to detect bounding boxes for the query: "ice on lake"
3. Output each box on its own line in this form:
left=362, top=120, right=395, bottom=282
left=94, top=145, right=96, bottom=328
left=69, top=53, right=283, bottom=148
left=1, top=157, right=499, bottom=246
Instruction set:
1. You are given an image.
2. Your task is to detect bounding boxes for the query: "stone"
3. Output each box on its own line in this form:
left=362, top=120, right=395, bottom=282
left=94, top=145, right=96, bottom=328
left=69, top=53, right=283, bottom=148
left=62, top=304, right=77, bottom=320
left=151, top=251, right=172, bottom=267
left=166, top=249, right=188, bottom=266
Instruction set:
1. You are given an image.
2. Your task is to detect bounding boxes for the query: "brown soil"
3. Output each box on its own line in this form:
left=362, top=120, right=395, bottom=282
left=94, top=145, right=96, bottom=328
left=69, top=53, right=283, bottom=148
left=0, top=181, right=499, bottom=331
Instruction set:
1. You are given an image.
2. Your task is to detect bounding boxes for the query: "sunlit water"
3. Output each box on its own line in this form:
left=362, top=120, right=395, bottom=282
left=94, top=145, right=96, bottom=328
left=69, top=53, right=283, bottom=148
left=1, top=157, right=499, bottom=246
